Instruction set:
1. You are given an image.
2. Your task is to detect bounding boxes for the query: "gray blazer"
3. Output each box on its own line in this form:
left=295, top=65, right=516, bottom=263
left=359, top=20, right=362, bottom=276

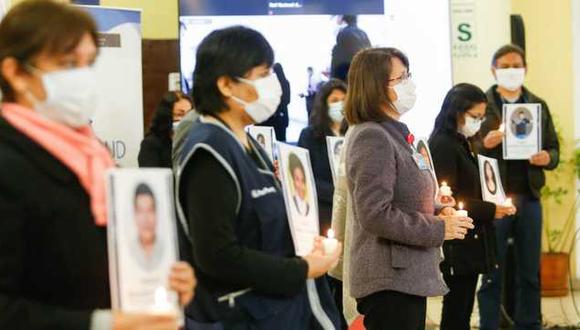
left=346, top=119, right=448, bottom=299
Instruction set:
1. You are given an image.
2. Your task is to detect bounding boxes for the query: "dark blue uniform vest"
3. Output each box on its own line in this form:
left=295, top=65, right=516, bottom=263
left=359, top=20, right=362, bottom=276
left=176, top=118, right=339, bottom=330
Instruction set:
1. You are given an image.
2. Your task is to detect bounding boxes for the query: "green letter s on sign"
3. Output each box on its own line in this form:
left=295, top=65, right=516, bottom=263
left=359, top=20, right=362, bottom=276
left=458, top=23, right=472, bottom=42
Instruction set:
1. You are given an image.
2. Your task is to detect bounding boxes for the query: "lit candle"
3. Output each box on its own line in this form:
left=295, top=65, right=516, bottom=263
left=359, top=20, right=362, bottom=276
left=439, top=181, right=452, bottom=197
left=152, top=287, right=177, bottom=316
left=456, top=202, right=468, bottom=217
left=499, top=123, right=506, bottom=133
left=504, top=197, right=513, bottom=207
left=323, top=229, right=338, bottom=256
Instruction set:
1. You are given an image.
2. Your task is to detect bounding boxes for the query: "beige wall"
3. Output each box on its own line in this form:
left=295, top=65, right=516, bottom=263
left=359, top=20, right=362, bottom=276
left=10, top=0, right=179, bottom=39
left=511, top=0, right=576, bottom=256
left=100, top=0, right=178, bottom=39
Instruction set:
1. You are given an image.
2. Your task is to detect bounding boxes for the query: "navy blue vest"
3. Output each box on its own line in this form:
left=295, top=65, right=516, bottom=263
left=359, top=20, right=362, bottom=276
left=177, top=118, right=339, bottom=329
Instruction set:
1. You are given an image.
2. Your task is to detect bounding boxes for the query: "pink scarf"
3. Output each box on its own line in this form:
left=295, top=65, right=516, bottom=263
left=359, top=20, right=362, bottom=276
left=2, top=103, right=115, bottom=226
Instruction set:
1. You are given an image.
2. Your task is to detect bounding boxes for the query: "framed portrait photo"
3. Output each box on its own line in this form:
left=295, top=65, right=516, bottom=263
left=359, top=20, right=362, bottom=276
left=106, top=168, right=180, bottom=316
left=277, top=142, right=319, bottom=256
left=248, top=125, right=277, bottom=162
left=477, top=155, right=507, bottom=205
left=503, top=103, right=542, bottom=160
left=414, top=137, right=438, bottom=195
left=326, top=136, right=345, bottom=183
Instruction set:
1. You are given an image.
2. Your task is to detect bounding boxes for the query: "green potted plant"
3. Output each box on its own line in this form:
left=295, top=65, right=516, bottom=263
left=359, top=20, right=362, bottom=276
left=540, top=143, right=580, bottom=297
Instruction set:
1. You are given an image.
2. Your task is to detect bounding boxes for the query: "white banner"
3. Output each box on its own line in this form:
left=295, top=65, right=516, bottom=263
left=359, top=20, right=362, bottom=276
left=80, top=6, right=143, bottom=167
left=0, top=0, right=9, bottom=21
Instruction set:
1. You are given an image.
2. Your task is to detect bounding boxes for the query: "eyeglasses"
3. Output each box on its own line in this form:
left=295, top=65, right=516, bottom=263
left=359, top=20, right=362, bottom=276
left=388, top=72, right=412, bottom=85
left=466, top=111, right=486, bottom=122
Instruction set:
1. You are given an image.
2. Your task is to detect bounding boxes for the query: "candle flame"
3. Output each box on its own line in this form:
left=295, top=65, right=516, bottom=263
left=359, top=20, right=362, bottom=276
left=458, top=202, right=464, bottom=210
left=505, top=198, right=512, bottom=206
left=327, top=229, right=335, bottom=239
left=441, top=181, right=447, bottom=187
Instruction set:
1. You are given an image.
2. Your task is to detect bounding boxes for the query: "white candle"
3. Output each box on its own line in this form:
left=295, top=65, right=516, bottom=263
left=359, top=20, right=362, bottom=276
left=456, top=202, right=468, bottom=217
left=439, top=181, right=452, bottom=197
left=504, top=197, right=513, bottom=207
left=152, top=287, right=177, bottom=316
left=323, top=229, right=338, bottom=256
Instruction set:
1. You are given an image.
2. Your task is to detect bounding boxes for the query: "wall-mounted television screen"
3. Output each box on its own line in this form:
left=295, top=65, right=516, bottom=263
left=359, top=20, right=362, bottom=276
left=179, top=0, right=453, bottom=141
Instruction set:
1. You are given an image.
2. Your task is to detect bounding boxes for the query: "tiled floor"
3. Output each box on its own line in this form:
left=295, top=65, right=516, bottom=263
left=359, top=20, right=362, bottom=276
left=425, top=292, right=580, bottom=329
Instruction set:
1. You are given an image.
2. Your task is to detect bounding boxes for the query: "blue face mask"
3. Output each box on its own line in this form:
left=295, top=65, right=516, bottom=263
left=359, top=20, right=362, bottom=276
left=459, top=115, right=483, bottom=137
left=328, top=101, right=344, bottom=123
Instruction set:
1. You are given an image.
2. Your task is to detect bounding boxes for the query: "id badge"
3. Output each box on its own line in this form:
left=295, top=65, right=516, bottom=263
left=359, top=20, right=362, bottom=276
left=412, top=152, right=430, bottom=171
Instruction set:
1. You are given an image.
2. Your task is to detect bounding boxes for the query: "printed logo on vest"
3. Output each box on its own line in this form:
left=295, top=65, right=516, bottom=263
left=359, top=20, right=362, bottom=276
left=251, top=186, right=277, bottom=199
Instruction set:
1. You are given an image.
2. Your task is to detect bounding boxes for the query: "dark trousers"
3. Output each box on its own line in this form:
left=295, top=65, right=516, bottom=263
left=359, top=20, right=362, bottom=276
left=273, top=125, right=287, bottom=142
left=441, top=273, right=479, bottom=330
left=477, top=195, right=542, bottom=330
left=356, top=290, right=426, bottom=330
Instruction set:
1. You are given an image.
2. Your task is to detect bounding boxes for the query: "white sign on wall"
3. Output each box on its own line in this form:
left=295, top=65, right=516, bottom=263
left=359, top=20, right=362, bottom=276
left=451, top=0, right=478, bottom=59
left=79, top=6, right=144, bottom=167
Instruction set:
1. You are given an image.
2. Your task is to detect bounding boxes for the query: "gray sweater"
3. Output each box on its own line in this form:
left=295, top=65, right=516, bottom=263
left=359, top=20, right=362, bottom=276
left=346, top=119, right=448, bottom=299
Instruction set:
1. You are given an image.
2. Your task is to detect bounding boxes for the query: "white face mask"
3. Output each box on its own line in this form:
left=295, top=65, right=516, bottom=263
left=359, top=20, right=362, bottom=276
left=459, top=115, right=483, bottom=138
left=27, top=66, right=98, bottom=128
left=232, top=74, right=282, bottom=124
left=495, top=68, right=525, bottom=91
left=391, top=79, right=417, bottom=115
left=328, top=101, right=344, bottom=123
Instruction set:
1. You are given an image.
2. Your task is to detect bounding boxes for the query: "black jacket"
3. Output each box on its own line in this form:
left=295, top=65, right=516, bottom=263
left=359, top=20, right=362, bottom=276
left=297, top=127, right=334, bottom=233
left=258, top=64, right=291, bottom=141
left=474, top=86, right=560, bottom=199
left=331, top=24, right=371, bottom=82
left=430, top=130, right=497, bottom=275
left=0, top=115, right=110, bottom=330
left=138, top=133, right=172, bottom=168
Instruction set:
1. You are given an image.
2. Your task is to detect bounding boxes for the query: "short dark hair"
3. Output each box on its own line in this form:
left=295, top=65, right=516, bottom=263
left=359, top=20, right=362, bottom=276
left=310, top=78, right=347, bottom=140
left=430, top=83, right=487, bottom=139
left=344, top=47, right=410, bottom=125
left=191, top=26, right=274, bottom=116
left=342, top=15, right=357, bottom=26
left=288, top=153, right=305, bottom=179
left=492, top=44, right=526, bottom=67
left=0, top=0, right=98, bottom=101
left=134, top=183, right=156, bottom=207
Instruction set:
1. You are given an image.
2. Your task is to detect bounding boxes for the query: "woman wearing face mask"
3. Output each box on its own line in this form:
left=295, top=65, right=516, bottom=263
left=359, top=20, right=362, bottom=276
left=176, top=26, right=342, bottom=329
left=0, top=2, right=196, bottom=330
left=342, top=47, right=474, bottom=330
left=298, top=78, right=348, bottom=234
left=298, top=78, right=348, bottom=330
left=428, top=84, right=517, bottom=330
left=138, top=91, right=193, bottom=168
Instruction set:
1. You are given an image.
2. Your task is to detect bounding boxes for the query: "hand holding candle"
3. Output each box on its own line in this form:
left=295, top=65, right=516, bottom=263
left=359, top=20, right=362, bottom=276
left=440, top=181, right=452, bottom=196
left=494, top=197, right=517, bottom=219
left=438, top=181, right=455, bottom=206
left=504, top=198, right=513, bottom=207
left=303, top=235, right=342, bottom=279
left=440, top=203, right=474, bottom=241
left=498, top=123, right=506, bottom=133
